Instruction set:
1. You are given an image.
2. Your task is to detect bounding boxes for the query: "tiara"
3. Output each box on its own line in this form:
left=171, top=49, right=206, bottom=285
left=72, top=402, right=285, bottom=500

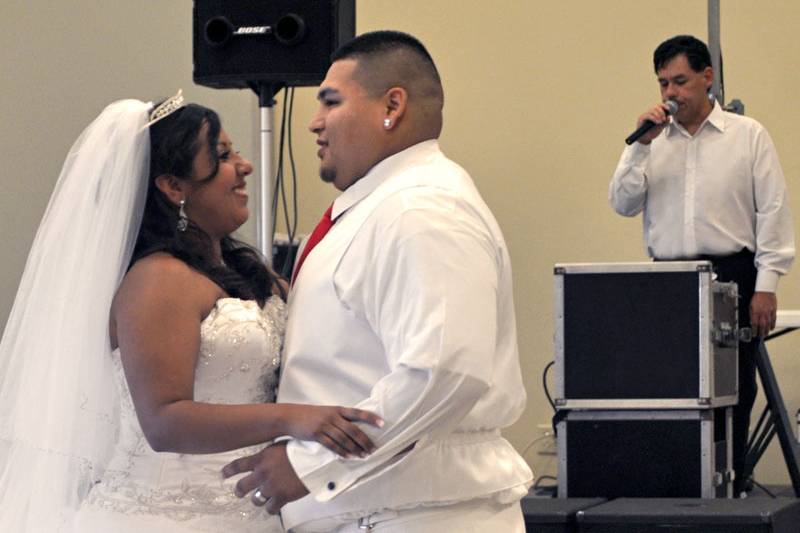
left=144, top=89, right=185, bottom=129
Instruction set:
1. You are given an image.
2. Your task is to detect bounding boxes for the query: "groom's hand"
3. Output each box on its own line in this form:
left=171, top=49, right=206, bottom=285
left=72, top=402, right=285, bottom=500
left=222, top=442, right=309, bottom=514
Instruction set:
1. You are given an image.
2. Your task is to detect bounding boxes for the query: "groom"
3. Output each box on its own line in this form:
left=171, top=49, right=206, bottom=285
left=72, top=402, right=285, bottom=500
left=224, top=30, right=532, bottom=531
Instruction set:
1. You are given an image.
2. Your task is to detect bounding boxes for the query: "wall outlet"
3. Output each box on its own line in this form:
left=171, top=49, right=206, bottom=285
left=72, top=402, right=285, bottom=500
left=536, top=423, right=557, bottom=456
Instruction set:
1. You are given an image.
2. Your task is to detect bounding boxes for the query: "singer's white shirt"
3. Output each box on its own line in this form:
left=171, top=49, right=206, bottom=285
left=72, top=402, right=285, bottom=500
left=609, top=102, right=795, bottom=292
left=278, top=140, right=532, bottom=531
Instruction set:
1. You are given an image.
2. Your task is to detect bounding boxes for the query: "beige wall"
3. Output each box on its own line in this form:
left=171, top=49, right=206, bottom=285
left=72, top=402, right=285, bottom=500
left=3, top=1, right=800, bottom=485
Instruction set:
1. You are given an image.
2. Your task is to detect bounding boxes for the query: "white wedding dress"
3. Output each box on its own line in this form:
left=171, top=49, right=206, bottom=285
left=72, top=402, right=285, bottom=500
left=74, top=296, right=287, bottom=533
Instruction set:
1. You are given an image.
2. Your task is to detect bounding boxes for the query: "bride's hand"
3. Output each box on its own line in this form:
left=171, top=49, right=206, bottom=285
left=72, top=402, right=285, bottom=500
left=278, top=404, right=383, bottom=458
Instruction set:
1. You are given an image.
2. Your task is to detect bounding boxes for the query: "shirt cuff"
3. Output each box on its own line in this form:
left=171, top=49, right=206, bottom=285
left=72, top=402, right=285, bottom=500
left=286, top=439, right=355, bottom=502
left=623, top=139, right=651, bottom=162
left=755, top=269, right=780, bottom=293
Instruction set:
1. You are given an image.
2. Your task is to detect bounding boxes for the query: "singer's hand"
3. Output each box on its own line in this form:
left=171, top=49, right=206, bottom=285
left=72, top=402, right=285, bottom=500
left=750, top=291, right=777, bottom=338
left=634, top=103, right=672, bottom=145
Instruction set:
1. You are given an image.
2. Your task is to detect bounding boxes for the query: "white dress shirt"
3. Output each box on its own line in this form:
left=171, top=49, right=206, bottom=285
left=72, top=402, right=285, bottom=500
left=609, top=102, right=794, bottom=292
left=278, top=140, right=532, bottom=531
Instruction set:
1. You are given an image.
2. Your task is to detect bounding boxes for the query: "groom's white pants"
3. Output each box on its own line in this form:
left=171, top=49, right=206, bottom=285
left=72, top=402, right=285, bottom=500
left=289, top=498, right=524, bottom=532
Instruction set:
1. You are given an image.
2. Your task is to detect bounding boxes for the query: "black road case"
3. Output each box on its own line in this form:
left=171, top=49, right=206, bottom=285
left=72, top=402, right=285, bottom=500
left=554, top=261, right=739, bottom=409
left=557, top=408, right=733, bottom=498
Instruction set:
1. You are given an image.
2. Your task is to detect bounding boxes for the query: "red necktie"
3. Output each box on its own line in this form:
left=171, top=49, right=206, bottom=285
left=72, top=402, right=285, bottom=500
left=292, top=204, right=334, bottom=286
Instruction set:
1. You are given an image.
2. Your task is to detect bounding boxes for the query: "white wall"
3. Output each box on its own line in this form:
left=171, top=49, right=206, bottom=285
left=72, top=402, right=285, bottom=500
left=3, top=0, right=799, bottom=486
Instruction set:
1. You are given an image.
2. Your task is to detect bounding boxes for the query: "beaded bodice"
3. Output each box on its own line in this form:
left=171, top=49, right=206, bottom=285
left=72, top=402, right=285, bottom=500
left=82, top=296, right=286, bottom=523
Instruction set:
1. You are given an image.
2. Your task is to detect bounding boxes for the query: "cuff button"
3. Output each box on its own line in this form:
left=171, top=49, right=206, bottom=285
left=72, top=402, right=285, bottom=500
left=327, top=481, right=336, bottom=491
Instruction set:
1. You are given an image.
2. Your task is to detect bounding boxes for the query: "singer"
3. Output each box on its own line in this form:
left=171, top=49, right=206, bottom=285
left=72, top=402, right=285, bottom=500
left=609, top=35, right=795, bottom=497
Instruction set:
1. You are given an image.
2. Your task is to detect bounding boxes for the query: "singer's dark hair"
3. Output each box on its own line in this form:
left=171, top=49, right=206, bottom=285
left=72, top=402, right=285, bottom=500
left=653, top=35, right=711, bottom=73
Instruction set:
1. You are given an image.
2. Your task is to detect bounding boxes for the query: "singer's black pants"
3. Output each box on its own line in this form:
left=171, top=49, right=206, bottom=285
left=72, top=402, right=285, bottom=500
left=666, top=249, right=758, bottom=495
left=703, top=249, right=759, bottom=495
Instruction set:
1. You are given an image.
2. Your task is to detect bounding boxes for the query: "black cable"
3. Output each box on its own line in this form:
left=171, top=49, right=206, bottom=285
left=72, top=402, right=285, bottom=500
left=276, top=87, right=298, bottom=277
left=287, top=87, right=298, bottom=248
left=267, top=87, right=293, bottom=276
left=276, top=88, right=295, bottom=277
left=277, top=90, right=290, bottom=233
left=532, top=475, right=558, bottom=498
left=532, top=475, right=557, bottom=490
left=750, top=479, right=777, bottom=499
left=543, top=360, right=555, bottom=412
left=272, top=87, right=289, bottom=232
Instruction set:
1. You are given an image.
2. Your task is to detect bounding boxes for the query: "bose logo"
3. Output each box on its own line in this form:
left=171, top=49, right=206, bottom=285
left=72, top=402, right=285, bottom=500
left=234, top=26, right=269, bottom=35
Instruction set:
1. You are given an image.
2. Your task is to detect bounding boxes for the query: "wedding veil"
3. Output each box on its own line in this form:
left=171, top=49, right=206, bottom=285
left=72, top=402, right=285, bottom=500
left=0, top=99, right=151, bottom=531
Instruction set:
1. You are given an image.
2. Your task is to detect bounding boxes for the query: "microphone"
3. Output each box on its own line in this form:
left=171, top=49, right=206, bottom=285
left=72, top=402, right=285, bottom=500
left=624, top=100, right=678, bottom=145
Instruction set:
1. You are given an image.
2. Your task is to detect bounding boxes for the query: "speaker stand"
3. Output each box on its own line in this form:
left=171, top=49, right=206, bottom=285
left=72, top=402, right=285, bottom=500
left=255, top=83, right=281, bottom=262
left=743, top=338, right=800, bottom=496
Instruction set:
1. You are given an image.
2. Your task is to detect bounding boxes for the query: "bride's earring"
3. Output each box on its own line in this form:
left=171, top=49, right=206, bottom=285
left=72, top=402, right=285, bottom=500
left=177, top=199, right=188, bottom=232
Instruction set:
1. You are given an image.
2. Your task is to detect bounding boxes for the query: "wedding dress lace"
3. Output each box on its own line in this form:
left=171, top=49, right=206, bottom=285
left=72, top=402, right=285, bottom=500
left=75, top=296, right=286, bottom=532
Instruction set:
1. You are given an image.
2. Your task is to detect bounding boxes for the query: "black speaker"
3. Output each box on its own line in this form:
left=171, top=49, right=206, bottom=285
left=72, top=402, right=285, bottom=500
left=193, top=0, right=356, bottom=89
left=576, top=498, right=800, bottom=533
left=521, top=495, right=606, bottom=533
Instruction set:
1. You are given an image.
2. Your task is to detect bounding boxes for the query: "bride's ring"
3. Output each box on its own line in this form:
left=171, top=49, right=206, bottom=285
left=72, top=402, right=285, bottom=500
left=252, top=488, right=268, bottom=505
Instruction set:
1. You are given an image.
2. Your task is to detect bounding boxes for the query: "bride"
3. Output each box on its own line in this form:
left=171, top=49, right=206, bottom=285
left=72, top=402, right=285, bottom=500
left=0, top=93, right=381, bottom=532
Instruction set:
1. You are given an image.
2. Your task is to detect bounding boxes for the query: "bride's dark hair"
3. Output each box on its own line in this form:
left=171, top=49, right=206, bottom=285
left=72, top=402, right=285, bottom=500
left=131, top=102, right=284, bottom=303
